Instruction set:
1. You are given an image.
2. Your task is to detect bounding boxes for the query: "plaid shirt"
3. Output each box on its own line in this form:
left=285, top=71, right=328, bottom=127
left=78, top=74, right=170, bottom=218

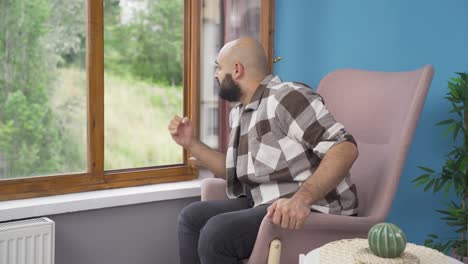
left=225, top=75, right=359, bottom=215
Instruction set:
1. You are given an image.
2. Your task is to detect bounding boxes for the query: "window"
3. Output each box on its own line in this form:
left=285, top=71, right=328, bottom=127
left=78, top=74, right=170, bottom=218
left=0, top=0, right=274, bottom=201
left=104, top=0, right=184, bottom=170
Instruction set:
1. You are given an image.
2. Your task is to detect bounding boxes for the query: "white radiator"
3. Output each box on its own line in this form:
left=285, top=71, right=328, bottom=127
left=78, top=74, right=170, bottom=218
left=0, top=217, right=55, bottom=264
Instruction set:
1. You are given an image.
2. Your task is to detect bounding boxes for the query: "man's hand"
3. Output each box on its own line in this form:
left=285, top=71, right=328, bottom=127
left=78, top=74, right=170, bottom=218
left=265, top=141, right=358, bottom=230
left=266, top=197, right=311, bottom=230
left=168, top=115, right=227, bottom=177
left=168, top=115, right=195, bottom=150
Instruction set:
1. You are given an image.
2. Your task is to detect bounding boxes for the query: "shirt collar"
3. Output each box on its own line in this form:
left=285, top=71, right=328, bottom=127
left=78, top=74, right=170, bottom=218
left=243, top=75, right=281, bottom=111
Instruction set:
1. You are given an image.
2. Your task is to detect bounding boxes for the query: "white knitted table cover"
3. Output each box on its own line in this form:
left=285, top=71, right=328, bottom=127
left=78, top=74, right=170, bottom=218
left=309, top=239, right=455, bottom=264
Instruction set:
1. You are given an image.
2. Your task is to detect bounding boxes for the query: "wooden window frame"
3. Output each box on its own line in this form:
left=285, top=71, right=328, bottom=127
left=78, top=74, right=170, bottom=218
left=0, top=0, right=275, bottom=201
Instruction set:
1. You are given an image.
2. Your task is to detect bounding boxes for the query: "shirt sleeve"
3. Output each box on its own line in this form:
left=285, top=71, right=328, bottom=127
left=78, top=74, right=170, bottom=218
left=274, top=87, right=357, bottom=159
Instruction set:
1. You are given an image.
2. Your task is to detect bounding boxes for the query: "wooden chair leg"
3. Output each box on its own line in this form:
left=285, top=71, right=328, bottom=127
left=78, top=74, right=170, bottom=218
left=267, top=239, right=282, bottom=264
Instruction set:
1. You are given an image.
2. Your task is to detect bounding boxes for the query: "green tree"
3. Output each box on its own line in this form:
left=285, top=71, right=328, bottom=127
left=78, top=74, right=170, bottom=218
left=47, top=0, right=86, bottom=68
left=0, top=0, right=82, bottom=178
left=105, top=0, right=184, bottom=86
left=136, top=0, right=183, bottom=86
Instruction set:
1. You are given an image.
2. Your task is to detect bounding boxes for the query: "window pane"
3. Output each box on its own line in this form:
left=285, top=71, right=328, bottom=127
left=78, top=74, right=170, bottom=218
left=200, top=0, right=261, bottom=150
left=0, top=0, right=88, bottom=179
left=104, top=0, right=184, bottom=170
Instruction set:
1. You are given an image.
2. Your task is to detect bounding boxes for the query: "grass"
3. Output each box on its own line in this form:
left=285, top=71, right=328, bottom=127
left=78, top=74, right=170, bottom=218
left=51, top=67, right=183, bottom=171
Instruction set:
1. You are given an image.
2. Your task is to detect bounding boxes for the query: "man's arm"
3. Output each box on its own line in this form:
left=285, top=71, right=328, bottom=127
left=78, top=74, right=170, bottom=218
left=266, top=87, right=359, bottom=229
left=188, top=140, right=227, bottom=178
left=168, top=115, right=226, bottom=178
left=266, top=141, right=358, bottom=229
left=293, top=141, right=358, bottom=206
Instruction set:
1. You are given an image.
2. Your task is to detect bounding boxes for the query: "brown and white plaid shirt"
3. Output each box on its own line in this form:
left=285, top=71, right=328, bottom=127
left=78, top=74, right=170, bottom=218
left=225, top=75, right=359, bottom=215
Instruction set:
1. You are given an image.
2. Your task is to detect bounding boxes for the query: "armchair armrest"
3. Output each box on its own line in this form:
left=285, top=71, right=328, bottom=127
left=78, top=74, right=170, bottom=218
left=300, top=213, right=379, bottom=232
left=247, top=213, right=381, bottom=264
left=200, top=178, right=229, bottom=201
left=200, top=177, right=382, bottom=264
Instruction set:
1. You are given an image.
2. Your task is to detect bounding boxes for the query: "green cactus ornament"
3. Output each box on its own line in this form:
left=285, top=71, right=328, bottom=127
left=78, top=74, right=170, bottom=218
left=368, top=223, right=407, bottom=258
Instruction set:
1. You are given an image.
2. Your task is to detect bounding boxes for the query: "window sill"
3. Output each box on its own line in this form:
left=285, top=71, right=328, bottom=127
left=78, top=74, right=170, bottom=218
left=0, top=170, right=214, bottom=222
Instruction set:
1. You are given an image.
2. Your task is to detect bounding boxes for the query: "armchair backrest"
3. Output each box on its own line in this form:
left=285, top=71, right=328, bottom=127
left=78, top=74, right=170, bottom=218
left=317, top=65, right=434, bottom=219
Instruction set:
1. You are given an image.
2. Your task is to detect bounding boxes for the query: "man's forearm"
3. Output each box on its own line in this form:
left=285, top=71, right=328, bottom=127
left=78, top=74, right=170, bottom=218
left=293, top=141, right=359, bottom=205
left=188, top=140, right=227, bottom=178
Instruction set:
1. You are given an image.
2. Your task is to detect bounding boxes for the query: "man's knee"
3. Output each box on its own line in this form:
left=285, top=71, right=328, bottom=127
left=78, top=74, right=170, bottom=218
left=178, top=201, right=208, bottom=231
left=198, top=215, right=232, bottom=257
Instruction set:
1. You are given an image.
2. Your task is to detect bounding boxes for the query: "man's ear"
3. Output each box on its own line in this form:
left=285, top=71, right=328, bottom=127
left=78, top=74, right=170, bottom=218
left=232, top=63, right=244, bottom=79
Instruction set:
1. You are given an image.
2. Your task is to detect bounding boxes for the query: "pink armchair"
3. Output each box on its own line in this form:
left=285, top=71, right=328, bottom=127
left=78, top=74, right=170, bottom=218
left=200, top=65, right=434, bottom=263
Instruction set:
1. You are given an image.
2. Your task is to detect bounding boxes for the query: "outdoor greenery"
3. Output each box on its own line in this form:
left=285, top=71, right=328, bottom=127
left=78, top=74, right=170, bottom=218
left=0, top=0, right=183, bottom=178
left=104, top=0, right=183, bottom=86
left=413, top=73, right=468, bottom=259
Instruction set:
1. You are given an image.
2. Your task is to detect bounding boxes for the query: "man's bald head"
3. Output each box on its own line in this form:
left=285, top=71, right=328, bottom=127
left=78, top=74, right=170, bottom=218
left=215, top=37, right=270, bottom=104
left=217, top=37, right=269, bottom=78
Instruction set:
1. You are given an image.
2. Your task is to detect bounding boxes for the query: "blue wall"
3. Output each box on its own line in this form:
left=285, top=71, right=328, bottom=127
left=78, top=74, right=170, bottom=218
left=273, top=0, right=468, bottom=244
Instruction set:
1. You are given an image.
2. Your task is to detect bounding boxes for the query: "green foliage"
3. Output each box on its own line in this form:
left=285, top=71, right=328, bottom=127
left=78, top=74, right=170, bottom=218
left=0, top=0, right=184, bottom=178
left=46, top=0, right=86, bottom=68
left=104, top=0, right=184, bottom=86
left=100, top=69, right=183, bottom=169
left=150, top=86, right=183, bottom=115
left=0, top=0, right=83, bottom=178
left=413, top=73, right=468, bottom=258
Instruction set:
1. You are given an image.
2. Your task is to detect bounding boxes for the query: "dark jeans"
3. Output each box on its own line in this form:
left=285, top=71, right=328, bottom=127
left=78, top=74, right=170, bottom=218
left=177, top=195, right=268, bottom=264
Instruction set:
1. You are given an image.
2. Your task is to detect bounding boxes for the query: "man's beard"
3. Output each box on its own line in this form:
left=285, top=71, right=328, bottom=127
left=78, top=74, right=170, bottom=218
left=217, top=74, right=242, bottom=102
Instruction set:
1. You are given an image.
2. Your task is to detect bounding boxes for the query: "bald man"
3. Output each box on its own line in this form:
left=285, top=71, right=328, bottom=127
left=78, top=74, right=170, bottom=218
left=169, top=37, right=359, bottom=264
